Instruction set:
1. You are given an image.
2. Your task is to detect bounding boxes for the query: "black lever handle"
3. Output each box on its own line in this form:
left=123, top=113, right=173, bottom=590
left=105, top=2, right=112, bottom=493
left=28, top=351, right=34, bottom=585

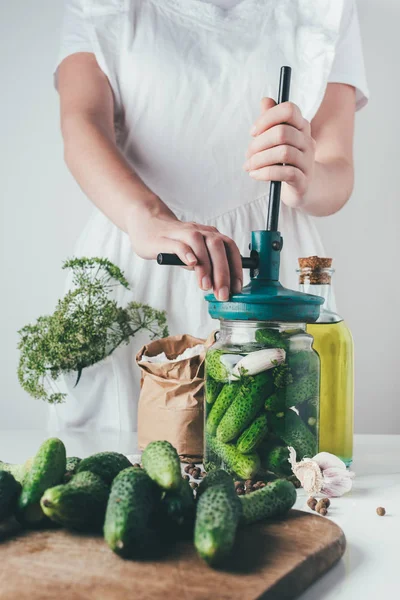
left=266, top=66, right=292, bottom=231
left=157, top=253, right=258, bottom=269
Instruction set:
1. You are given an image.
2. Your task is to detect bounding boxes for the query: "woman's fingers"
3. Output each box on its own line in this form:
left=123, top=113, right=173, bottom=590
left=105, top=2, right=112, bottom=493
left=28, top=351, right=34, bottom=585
left=251, top=101, right=306, bottom=136
left=166, top=223, right=241, bottom=300
left=204, top=234, right=231, bottom=300
left=246, top=124, right=307, bottom=158
left=247, top=164, right=307, bottom=193
left=158, top=237, right=198, bottom=268
left=221, top=235, right=243, bottom=294
left=244, top=145, right=307, bottom=175
left=183, top=229, right=214, bottom=291
left=260, top=96, right=276, bottom=113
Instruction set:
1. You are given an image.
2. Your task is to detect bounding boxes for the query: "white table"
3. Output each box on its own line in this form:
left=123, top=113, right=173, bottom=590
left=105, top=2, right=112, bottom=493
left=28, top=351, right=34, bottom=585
left=0, top=432, right=398, bottom=599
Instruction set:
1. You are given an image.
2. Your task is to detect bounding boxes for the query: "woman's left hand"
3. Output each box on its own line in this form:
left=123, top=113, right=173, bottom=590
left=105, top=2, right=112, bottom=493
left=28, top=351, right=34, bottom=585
left=244, top=98, right=316, bottom=208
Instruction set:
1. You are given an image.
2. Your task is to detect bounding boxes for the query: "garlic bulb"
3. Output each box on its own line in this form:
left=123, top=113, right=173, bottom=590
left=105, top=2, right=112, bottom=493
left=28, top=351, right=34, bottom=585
left=230, top=348, right=286, bottom=379
left=288, top=447, right=354, bottom=497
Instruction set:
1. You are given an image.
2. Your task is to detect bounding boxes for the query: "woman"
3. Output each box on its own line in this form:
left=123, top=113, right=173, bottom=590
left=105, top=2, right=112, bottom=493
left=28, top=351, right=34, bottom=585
left=49, top=0, right=368, bottom=431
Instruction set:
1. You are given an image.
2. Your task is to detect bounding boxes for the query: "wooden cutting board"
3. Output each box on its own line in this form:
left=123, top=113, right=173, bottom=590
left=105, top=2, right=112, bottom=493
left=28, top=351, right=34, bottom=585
left=0, top=510, right=345, bottom=600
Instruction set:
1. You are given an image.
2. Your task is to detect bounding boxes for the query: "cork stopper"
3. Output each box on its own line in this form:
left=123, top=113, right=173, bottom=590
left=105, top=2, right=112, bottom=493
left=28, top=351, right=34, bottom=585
left=298, top=256, right=333, bottom=285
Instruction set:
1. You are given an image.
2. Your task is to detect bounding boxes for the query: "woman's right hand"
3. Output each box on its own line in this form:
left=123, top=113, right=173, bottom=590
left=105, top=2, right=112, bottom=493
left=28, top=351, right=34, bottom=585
left=126, top=201, right=243, bottom=300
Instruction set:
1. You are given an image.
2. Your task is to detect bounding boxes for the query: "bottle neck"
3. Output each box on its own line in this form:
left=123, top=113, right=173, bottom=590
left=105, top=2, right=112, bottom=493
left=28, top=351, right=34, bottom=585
left=299, top=282, right=336, bottom=313
left=297, top=267, right=342, bottom=323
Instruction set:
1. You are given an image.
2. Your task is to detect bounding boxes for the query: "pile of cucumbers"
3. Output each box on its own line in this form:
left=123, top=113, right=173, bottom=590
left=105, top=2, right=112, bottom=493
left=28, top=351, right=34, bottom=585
left=0, top=438, right=296, bottom=567
left=205, top=328, right=320, bottom=480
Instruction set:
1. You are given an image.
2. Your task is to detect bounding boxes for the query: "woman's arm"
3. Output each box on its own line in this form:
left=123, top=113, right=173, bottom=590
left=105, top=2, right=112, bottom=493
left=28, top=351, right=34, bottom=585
left=58, top=53, right=242, bottom=300
left=244, top=83, right=356, bottom=217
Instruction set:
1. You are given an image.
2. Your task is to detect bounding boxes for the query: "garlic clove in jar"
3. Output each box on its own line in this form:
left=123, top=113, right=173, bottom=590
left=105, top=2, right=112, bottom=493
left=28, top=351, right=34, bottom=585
left=230, top=348, right=286, bottom=379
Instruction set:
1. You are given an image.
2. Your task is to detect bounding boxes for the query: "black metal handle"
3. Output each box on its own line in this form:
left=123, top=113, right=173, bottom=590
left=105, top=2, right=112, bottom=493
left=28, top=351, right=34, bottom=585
left=157, top=253, right=259, bottom=269
left=266, top=66, right=292, bottom=232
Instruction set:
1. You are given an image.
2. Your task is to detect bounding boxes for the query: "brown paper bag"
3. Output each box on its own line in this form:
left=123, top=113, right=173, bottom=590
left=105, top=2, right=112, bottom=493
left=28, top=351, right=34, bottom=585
left=136, top=332, right=217, bottom=459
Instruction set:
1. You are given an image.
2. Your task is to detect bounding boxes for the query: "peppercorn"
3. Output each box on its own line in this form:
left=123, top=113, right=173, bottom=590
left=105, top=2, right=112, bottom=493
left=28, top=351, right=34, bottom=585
left=132, top=463, right=141, bottom=468
left=234, top=481, right=243, bottom=490
left=188, top=468, right=195, bottom=476
left=184, top=465, right=191, bottom=474
left=245, top=479, right=253, bottom=489
left=183, top=474, right=190, bottom=481
left=245, top=487, right=253, bottom=494
left=192, top=467, right=201, bottom=479
left=319, top=497, right=330, bottom=508
left=252, top=481, right=264, bottom=490
left=190, top=482, right=198, bottom=490
left=307, top=497, right=317, bottom=510
left=200, top=471, right=206, bottom=478
left=319, top=508, right=328, bottom=516
left=376, top=507, right=386, bottom=516
left=315, top=500, right=327, bottom=514
left=236, top=487, right=245, bottom=496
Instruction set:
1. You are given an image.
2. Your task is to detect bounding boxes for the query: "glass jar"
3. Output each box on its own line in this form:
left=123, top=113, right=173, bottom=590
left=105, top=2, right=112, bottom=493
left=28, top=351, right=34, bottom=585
left=298, top=258, right=354, bottom=466
left=204, top=321, right=320, bottom=481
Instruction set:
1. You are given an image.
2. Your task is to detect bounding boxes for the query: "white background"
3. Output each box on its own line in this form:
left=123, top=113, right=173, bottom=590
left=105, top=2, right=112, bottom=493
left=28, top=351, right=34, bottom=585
left=0, top=0, right=398, bottom=432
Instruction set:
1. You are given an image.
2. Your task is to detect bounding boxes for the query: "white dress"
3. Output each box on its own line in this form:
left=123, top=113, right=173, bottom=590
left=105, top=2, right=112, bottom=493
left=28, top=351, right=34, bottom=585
left=49, top=0, right=368, bottom=431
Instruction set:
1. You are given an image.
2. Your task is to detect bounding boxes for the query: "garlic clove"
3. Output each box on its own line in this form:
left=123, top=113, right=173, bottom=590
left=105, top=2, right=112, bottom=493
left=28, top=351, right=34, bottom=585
left=219, top=354, right=244, bottom=371
left=231, top=348, right=286, bottom=379
left=312, top=452, right=347, bottom=472
left=320, top=466, right=353, bottom=497
left=287, top=447, right=323, bottom=495
left=288, top=448, right=354, bottom=498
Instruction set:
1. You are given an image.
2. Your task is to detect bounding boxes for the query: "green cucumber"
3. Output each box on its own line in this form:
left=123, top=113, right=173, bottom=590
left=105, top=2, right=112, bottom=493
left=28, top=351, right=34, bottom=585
left=207, top=435, right=260, bottom=480
left=159, top=478, right=195, bottom=539
left=266, top=372, right=319, bottom=410
left=0, top=471, right=21, bottom=522
left=18, top=438, right=66, bottom=527
left=265, top=392, right=286, bottom=412
left=298, top=396, right=319, bottom=434
left=270, top=410, right=317, bottom=459
left=260, top=445, right=292, bottom=476
left=77, top=452, right=131, bottom=485
left=197, top=468, right=235, bottom=498
left=142, top=440, right=181, bottom=491
left=194, top=483, right=242, bottom=567
left=0, top=458, right=33, bottom=485
left=205, top=378, right=223, bottom=405
left=41, top=471, right=109, bottom=531
left=236, top=414, right=269, bottom=454
left=239, top=479, right=297, bottom=525
left=217, top=371, right=274, bottom=442
left=206, top=382, right=239, bottom=436
left=64, top=457, right=81, bottom=482
left=287, top=350, right=319, bottom=379
left=255, top=329, right=288, bottom=350
left=205, top=350, right=230, bottom=382
left=104, top=467, right=161, bottom=558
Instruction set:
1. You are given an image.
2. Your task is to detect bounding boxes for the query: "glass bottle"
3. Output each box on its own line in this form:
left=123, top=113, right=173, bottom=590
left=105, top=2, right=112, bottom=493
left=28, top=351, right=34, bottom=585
left=204, top=320, right=320, bottom=481
left=297, top=257, right=354, bottom=466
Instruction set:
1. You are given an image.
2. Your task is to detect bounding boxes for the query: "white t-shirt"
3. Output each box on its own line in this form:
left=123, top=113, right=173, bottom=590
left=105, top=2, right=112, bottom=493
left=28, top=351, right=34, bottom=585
left=56, top=0, right=369, bottom=110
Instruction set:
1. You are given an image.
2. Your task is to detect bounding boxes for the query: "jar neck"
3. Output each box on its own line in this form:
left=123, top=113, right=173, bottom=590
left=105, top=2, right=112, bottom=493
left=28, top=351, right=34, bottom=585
left=218, top=321, right=306, bottom=344
left=219, top=321, right=306, bottom=333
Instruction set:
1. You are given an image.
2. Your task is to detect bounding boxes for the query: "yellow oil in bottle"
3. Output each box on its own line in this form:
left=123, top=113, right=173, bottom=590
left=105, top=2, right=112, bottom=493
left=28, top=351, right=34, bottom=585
left=307, top=320, right=354, bottom=466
